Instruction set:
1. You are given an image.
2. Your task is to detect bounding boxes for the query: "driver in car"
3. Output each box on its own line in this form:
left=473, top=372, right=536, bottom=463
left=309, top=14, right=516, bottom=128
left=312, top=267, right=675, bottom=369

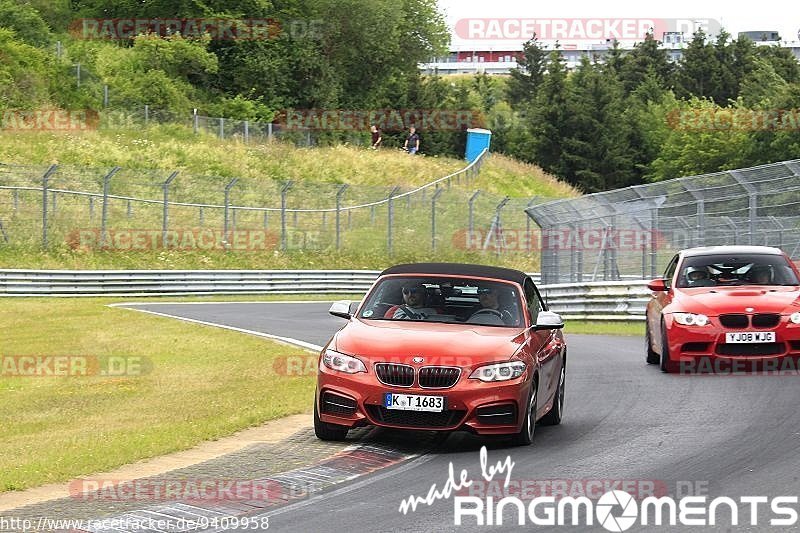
left=685, top=267, right=715, bottom=287
left=747, top=265, right=772, bottom=285
left=468, top=286, right=514, bottom=325
left=392, top=284, right=440, bottom=320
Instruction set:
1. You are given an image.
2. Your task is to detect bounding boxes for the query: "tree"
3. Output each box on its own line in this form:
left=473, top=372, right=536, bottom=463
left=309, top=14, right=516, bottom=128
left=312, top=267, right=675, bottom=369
left=506, top=35, right=546, bottom=105
left=527, top=48, right=570, bottom=178
left=674, top=29, right=717, bottom=100
left=618, top=32, right=673, bottom=94
left=560, top=57, right=635, bottom=191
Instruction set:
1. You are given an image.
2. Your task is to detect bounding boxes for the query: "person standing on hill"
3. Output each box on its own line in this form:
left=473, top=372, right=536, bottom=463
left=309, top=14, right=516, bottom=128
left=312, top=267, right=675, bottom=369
left=370, top=124, right=382, bottom=149
left=403, top=126, right=420, bottom=154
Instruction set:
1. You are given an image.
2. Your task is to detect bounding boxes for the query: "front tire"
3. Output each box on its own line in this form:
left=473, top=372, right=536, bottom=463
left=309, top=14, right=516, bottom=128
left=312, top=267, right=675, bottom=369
left=512, top=380, right=538, bottom=446
left=540, top=361, right=565, bottom=426
left=646, top=324, right=660, bottom=365
left=314, top=400, right=349, bottom=441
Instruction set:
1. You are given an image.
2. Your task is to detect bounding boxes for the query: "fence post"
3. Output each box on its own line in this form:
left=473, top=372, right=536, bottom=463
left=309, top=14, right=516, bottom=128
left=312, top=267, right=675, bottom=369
left=482, top=197, right=509, bottom=257
left=199, top=206, right=204, bottom=226
left=387, top=186, right=400, bottom=256
left=162, top=171, right=179, bottom=247
left=127, top=199, right=132, bottom=218
left=525, top=197, right=539, bottom=248
left=468, top=190, right=481, bottom=233
left=193, top=109, right=199, bottom=135
left=13, top=189, right=18, bottom=210
left=144, top=105, right=149, bottom=125
left=100, top=166, right=121, bottom=248
left=431, top=187, right=444, bottom=251
left=76, top=62, right=81, bottom=87
left=280, top=181, right=293, bottom=251
left=336, top=184, right=348, bottom=250
left=41, top=165, right=57, bottom=249
left=268, top=123, right=273, bottom=141
left=89, top=196, right=94, bottom=220
left=223, top=178, right=239, bottom=249
left=103, top=85, right=109, bottom=108
left=219, top=117, right=225, bottom=139
left=244, top=120, right=249, bottom=143
left=263, top=211, right=268, bottom=229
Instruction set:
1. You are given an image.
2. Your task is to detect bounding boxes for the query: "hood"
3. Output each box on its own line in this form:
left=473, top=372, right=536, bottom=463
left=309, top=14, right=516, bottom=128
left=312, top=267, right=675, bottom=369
left=671, top=286, right=800, bottom=316
left=333, top=318, right=525, bottom=367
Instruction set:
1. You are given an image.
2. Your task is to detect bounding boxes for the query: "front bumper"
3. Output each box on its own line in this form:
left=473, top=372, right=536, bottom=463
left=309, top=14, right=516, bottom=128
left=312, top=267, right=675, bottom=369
left=665, top=315, right=800, bottom=372
left=316, top=361, right=531, bottom=435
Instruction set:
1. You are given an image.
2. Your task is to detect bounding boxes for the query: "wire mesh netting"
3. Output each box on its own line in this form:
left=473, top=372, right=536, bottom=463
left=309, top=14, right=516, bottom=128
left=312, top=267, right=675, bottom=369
left=0, top=151, right=555, bottom=261
left=526, top=160, right=800, bottom=284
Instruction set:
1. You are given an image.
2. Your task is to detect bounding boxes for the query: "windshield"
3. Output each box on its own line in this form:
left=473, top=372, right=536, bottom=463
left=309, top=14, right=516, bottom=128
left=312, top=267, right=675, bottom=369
left=677, top=254, right=800, bottom=288
left=358, top=276, right=524, bottom=327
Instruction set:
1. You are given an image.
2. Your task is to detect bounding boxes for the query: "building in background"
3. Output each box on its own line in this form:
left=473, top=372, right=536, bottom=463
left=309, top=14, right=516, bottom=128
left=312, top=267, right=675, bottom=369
left=421, top=31, right=800, bottom=75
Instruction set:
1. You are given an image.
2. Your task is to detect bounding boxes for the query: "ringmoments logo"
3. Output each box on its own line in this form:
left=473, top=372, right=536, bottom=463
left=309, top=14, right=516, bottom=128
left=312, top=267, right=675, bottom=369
left=397, top=446, right=800, bottom=529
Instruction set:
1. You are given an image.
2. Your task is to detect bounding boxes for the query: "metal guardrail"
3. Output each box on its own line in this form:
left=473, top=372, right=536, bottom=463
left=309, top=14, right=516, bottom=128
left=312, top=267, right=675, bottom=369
left=0, top=270, right=650, bottom=321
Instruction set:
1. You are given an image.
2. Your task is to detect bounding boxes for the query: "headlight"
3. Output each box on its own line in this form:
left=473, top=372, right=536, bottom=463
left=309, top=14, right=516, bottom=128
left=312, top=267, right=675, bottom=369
left=790, top=312, right=800, bottom=324
left=469, top=361, right=526, bottom=382
left=673, top=312, right=710, bottom=326
left=322, top=349, right=366, bottom=374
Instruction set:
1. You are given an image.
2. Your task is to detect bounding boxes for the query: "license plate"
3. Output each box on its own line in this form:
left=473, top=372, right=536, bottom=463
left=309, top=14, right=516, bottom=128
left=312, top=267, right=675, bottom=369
left=725, top=331, right=776, bottom=343
left=384, top=393, right=445, bottom=412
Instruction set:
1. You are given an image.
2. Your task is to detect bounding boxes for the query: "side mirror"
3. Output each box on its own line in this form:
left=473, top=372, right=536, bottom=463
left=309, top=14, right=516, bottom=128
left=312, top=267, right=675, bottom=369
left=647, top=279, right=668, bottom=292
left=535, top=311, right=564, bottom=330
left=329, top=300, right=353, bottom=320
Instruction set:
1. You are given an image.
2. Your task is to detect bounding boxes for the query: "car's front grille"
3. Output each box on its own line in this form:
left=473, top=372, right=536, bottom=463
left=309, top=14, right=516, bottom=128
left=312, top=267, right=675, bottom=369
left=720, top=314, right=749, bottom=329
left=375, top=364, right=414, bottom=387
left=716, top=343, right=786, bottom=356
left=752, top=313, right=781, bottom=328
left=366, top=405, right=466, bottom=428
left=321, top=391, right=357, bottom=416
left=476, top=404, right=517, bottom=425
left=418, top=367, right=461, bottom=388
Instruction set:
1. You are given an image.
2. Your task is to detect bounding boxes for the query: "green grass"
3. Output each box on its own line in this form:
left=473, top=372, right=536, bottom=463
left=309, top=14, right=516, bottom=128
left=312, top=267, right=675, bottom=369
left=563, top=320, right=645, bottom=336
left=0, top=123, right=576, bottom=271
left=0, top=297, right=316, bottom=492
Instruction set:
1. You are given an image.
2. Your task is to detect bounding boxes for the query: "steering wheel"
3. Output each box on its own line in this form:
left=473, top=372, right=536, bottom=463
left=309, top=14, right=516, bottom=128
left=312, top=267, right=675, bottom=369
left=396, top=305, right=422, bottom=320
left=472, top=308, right=502, bottom=318
left=471, top=308, right=514, bottom=325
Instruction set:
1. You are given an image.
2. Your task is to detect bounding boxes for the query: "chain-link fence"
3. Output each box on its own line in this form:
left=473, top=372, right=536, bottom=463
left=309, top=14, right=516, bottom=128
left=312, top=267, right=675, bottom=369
left=0, top=150, right=556, bottom=259
left=526, top=160, right=800, bottom=284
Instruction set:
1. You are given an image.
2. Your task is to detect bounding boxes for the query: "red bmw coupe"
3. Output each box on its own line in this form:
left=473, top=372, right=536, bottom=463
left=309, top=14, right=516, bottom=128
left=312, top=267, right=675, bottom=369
left=314, top=263, right=566, bottom=445
left=646, top=246, right=800, bottom=373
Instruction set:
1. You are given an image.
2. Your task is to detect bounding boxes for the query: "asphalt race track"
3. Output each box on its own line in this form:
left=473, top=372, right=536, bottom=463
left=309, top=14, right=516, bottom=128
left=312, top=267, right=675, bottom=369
left=119, top=302, right=800, bottom=532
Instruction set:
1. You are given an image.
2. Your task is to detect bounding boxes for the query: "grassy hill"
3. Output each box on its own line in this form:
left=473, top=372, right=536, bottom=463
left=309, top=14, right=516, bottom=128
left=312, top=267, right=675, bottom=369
left=0, top=124, right=577, bottom=271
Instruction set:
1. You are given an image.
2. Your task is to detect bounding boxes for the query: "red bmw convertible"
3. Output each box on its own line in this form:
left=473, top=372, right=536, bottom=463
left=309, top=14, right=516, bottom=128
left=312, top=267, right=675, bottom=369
left=314, top=263, right=566, bottom=445
left=646, top=246, right=800, bottom=373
